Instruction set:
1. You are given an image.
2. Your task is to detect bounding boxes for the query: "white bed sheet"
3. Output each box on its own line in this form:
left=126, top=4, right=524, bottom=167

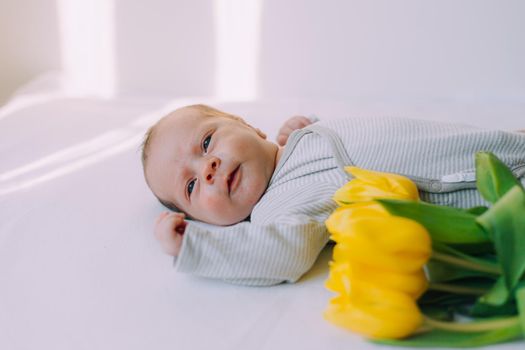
left=1, top=90, right=524, bottom=350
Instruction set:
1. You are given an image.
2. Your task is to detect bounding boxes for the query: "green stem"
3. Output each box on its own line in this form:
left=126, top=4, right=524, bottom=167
left=431, top=251, right=501, bottom=275
left=428, top=282, right=487, bottom=296
left=424, top=315, right=520, bottom=333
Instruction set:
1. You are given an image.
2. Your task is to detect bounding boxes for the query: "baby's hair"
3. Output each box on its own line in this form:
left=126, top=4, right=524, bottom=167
left=140, top=104, right=235, bottom=212
left=141, top=123, right=181, bottom=212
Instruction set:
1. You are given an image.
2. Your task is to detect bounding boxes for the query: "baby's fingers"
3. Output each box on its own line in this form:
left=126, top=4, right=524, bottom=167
left=163, top=213, right=184, bottom=227
left=155, top=211, right=170, bottom=225
left=157, top=211, right=184, bottom=223
left=287, top=116, right=312, bottom=129
left=277, top=132, right=289, bottom=146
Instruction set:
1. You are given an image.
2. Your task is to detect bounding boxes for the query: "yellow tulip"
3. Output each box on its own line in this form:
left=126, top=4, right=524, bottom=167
left=324, top=166, right=430, bottom=340
left=325, top=261, right=352, bottom=295
left=332, top=201, right=389, bottom=217
left=326, top=261, right=428, bottom=299
left=334, top=166, right=419, bottom=205
left=326, top=214, right=431, bottom=273
left=324, top=280, right=424, bottom=339
left=325, top=202, right=389, bottom=241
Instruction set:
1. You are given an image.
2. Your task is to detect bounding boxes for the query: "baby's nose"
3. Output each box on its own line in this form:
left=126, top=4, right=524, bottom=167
left=203, top=157, right=220, bottom=183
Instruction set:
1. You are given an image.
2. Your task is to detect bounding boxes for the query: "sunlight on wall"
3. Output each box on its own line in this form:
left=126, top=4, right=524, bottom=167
left=213, top=0, right=262, bottom=101
left=57, top=0, right=116, bottom=97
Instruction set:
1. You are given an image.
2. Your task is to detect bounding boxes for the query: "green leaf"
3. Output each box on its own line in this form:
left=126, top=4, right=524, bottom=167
left=444, top=242, right=495, bottom=255
left=517, top=287, right=525, bottom=335
left=426, top=260, right=491, bottom=283
left=478, top=277, right=509, bottom=306
left=431, top=242, right=499, bottom=273
left=429, top=278, right=497, bottom=299
left=419, top=305, right=454, bottom=321
left=378, top=199, right=490, bottom=245
left=419, top=290, right=476, bottom=308
left=469, top=277, right=521, bottom=318
left=477, top=186, right=525, bottom=291
left=466, top=206, right=489, bottom=215
left=469, top=300, right=517, bottom=318
left=431, top=242, right=500, bottom=277
left=475, top=152, right=523, bottom=204
left=469, top=277, right=517, bottom=317
left=374, top=323, right=523, bottom=348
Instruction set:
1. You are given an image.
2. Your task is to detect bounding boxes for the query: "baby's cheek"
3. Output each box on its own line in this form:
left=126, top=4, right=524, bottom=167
left=206, top=195, right=224, bottom=210
left=204, top=194, right=231, bottom=215
left=203, top=195, right=241, bottom=224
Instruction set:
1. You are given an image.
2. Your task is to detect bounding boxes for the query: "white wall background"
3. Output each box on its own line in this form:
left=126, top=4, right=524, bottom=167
left=0, top=0, right=524, bottom=105
left=258, top=0, right=525, bottom=102
left=0, top=0, right=61, bottom=105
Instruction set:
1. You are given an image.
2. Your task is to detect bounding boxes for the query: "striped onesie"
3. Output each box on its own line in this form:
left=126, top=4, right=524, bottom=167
left=175, top=117, right=525, bottom=286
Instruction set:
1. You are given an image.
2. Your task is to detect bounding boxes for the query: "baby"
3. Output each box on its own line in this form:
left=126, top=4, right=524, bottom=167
left=142, top=104, right=525, bottom=286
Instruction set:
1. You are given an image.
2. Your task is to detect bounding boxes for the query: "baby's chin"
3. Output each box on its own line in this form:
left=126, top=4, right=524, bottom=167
left=201, top=206, right=253, bottom=226
left=188, top=189, right=260, bottom=225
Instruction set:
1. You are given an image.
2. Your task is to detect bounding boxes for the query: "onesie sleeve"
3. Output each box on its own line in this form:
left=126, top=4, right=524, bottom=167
left=174, top=215, right=330, bottom=286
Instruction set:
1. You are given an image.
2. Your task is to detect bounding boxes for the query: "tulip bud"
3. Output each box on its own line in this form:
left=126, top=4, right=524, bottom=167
left=325, top=202, right=389, bottom=241
left=327, top=215, right=431, bottom=273
left=326, top=261, right=428, bottom=299
left=334, top=167, right=419, bottom=205
left=324, top=280, right=424, bottom=339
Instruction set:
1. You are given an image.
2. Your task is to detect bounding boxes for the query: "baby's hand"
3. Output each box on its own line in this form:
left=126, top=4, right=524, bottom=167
left=154, top=211, right=187, bottom=256
left=277, top=115, right=314, bottom=146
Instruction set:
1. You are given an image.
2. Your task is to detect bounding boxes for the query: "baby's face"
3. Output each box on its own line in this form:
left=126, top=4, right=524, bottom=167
left=145, top=107, right=278, bottom=225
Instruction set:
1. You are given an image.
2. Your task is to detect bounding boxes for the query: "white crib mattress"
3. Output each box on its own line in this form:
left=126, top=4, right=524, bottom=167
left=1, top=89, right=524, bottom=350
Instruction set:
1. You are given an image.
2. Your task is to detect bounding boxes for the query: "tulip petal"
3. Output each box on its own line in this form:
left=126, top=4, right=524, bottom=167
left=326, top=260, right=428, bottom=299
left=325, top=203, right=389, bottom=241
left=325, top=261, right=352, bottom=295
left=324, top=282, right=424, bottom=339
left=335, top=167, right=419, bottom=204
left=329, top=216, right=431, bottom=273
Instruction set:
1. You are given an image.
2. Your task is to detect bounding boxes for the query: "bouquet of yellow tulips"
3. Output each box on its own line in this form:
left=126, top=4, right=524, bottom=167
left=324, top=152, right=525, bottom=347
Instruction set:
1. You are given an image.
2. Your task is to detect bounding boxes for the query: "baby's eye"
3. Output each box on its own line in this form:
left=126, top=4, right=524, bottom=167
left=202, top=135, right=212, bottom=153
left=187, top=179, right=196, bottom=196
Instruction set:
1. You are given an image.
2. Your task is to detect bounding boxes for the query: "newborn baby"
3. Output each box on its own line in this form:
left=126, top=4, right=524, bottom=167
left=141, top=104, right=525, bottom=285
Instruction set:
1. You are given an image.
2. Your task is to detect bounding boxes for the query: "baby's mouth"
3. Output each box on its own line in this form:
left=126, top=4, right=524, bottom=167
left=227, top=165, right=240, bottom=194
